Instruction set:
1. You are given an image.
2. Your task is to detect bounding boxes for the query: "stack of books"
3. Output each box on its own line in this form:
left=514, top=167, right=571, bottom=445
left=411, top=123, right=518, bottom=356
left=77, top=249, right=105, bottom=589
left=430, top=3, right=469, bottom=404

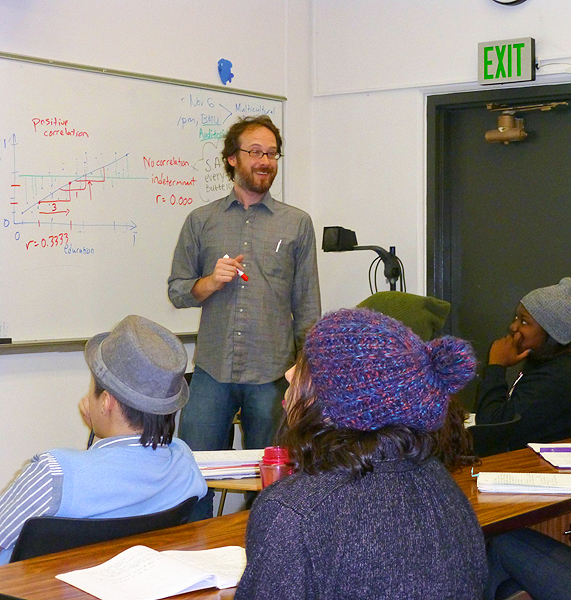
left=192, top=449, right=264, bottom=479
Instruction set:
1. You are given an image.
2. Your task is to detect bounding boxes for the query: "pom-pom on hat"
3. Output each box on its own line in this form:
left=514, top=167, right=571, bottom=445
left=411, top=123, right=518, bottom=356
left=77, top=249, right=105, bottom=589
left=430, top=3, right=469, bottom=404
left=85, top=315, right=189, bottom=415
left=521, top=277, right=571, bottom=345
left=304, top=308, right=476, bottom=432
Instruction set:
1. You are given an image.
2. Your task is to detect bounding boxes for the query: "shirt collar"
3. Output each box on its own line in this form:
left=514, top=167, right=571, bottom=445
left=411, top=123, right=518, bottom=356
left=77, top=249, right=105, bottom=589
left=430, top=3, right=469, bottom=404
left=90, top=435, right=142, bottom=450
left=223, top=188, right=275, bottom=213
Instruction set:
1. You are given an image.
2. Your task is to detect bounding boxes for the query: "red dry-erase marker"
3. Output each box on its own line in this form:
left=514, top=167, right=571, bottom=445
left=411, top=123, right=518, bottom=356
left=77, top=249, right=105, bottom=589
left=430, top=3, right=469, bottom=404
left=223, top=254, right=248, bottom=281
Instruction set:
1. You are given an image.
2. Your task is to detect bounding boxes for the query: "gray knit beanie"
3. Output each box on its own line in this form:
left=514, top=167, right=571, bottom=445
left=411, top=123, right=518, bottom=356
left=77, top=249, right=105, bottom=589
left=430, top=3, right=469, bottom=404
left=520, top=278, right=571, bottom=345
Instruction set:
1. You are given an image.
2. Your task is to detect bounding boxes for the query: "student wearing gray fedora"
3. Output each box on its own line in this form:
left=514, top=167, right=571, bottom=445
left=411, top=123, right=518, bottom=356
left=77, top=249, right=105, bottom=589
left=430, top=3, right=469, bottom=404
left=0, top=315, right=207, bottom=565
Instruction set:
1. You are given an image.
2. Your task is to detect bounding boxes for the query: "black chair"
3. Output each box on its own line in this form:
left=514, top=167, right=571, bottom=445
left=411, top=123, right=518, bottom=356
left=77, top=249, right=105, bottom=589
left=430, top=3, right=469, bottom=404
left=467, top=414, right=521, bottom=458
left=9, top=495, right=198, bottom=563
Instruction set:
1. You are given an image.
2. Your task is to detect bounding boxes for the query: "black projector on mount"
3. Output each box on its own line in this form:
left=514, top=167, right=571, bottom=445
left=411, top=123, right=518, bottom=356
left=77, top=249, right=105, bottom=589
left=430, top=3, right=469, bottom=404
left=321, top=226, right=402, bottom=290
left=322, top=226, right=357, bottom=252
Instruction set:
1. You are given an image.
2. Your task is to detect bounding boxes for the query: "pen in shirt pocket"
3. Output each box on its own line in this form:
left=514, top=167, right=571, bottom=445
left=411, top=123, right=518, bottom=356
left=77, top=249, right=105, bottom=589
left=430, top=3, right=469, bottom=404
left=275, top=239, right=282, bottom=253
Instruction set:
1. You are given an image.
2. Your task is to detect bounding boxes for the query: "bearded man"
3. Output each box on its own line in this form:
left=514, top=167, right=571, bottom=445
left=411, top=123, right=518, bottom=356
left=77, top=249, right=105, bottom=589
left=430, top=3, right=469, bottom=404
left=168, top=116, right=321, bottom=518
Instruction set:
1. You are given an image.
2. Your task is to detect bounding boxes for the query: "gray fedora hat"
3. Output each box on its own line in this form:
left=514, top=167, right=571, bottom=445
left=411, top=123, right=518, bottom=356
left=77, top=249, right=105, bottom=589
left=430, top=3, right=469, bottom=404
left=85, top=315, right=189, bottom=415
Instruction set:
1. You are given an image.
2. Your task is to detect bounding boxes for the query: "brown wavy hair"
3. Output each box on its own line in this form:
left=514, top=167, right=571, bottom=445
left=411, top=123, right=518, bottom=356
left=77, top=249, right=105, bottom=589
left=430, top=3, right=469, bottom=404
left=277, top=350, right=478, bottom=479
left=222, top=115, right=282, bottom=181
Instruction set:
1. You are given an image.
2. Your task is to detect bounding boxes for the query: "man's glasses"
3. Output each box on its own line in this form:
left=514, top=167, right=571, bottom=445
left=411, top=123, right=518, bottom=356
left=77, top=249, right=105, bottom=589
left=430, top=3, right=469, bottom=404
left=239, top=149, right=282, bottom=161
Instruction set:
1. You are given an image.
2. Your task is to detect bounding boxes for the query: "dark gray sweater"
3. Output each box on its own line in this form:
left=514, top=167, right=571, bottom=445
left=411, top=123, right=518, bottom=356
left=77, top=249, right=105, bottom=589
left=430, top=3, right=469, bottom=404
left=235, top=452, right=487, bottom=600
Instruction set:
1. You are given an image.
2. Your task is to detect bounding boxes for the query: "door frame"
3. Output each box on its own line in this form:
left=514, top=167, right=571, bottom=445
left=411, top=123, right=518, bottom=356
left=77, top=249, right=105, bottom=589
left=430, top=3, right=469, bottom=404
left=426, top=82, right=571, bottom=332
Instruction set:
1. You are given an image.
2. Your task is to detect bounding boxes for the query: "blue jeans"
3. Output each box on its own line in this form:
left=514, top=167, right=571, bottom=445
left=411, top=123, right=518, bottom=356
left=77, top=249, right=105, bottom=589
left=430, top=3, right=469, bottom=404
left=179, top=366, right=288, bottom=520
left=486, top=528, right=571, bottom=600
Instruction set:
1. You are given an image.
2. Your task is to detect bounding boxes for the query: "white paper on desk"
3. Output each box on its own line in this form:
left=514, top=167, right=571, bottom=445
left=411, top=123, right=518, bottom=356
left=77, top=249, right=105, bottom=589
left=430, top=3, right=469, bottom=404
left=477, top=472, right=571, bottom=494
left=527, top=443, right=571, bottom=468
left=193, top=449, right=264, bottom=468
left=201, top=466, right=260, bottom=480
left=56, top=545, right=247, bottom=600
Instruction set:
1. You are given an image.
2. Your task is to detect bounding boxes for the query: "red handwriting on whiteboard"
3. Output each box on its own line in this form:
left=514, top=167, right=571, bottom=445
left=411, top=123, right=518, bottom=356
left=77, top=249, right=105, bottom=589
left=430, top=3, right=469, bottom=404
left=26, top=232, right=70, bottom=250
left=155, top=194, right=193, bottom=206
left=31, top=117, right=89, bottom=138
left=143, top=156, right=190, bottom=168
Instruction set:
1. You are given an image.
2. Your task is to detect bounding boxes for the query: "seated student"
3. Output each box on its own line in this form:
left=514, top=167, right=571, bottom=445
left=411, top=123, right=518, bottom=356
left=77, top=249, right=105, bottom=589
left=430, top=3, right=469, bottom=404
left=485, top=527, right=571, bottom=600
left=234, top=308, right=488, bottom=600
left=0, top=315, right=207, bottom=565
left=476, top=277, right=571, bottom=449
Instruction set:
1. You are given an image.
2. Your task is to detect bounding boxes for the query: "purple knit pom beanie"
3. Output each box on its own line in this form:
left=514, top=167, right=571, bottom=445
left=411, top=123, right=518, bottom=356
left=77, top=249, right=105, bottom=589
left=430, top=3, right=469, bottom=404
left=304, top=308, right=477, bottom=432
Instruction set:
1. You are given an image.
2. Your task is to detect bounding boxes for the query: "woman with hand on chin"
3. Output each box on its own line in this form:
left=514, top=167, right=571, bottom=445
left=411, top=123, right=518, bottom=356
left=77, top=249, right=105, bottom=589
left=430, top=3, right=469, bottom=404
left=476, top=277, right=571, bottom=449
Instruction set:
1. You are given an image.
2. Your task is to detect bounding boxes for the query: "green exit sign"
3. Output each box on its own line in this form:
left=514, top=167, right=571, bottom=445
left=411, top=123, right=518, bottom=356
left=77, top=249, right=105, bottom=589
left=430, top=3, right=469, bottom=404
left=478, top=37, right=535, bottom=85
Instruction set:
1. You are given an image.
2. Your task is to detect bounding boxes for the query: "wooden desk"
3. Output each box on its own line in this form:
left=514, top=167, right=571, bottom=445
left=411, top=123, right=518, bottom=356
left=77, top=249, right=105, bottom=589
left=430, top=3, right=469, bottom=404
left=207, top=478, right=262, bottom=492
left=3, top=444, right=571, bottom=600
left=0, top=511, right=248, bottom=600
left=209, top=446, right=571, bottom=538
left=452, top=443, right=571, bottom=538
left=207, top=477, right=262, bottom=517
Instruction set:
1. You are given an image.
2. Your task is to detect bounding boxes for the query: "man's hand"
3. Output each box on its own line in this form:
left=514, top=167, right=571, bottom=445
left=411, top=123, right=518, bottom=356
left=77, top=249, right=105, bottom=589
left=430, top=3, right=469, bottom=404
left=210, top=254, right=246, bottom=289
left=488, top=332, right=530, bottom=368
left=191, top=254, right=245, bottom=302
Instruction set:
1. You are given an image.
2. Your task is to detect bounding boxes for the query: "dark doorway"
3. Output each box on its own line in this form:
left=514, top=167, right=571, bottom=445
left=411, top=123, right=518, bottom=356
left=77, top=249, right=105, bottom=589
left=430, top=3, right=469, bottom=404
left=427, top=84, right=571, bottom=409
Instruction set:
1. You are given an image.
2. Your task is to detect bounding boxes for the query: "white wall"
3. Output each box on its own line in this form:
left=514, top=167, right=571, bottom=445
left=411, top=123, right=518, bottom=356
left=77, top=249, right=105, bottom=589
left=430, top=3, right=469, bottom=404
left=0, top=0, right=313, bottom=492
left=3, top=0, right=571, bottom=493
left=313, top=88, right=426, bottom=311
left=312, top=0, right=571, bottom=313
left=313, top=0, right=571, bottom=94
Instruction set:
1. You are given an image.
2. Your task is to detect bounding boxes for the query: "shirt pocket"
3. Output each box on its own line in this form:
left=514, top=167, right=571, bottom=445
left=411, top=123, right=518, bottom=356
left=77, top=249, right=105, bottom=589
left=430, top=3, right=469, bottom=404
left=263, top=236, right=294, bottom=281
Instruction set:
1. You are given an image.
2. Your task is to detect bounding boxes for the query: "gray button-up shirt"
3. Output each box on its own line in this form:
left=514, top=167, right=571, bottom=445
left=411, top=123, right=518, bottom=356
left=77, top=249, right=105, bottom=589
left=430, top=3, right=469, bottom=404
left=168, top=190, right=321, bottom=384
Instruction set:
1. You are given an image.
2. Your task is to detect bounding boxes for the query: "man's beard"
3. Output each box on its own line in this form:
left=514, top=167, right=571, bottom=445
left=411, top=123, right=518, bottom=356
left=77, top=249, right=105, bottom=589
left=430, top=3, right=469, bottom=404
left=234, top=159, right=277, bottom=194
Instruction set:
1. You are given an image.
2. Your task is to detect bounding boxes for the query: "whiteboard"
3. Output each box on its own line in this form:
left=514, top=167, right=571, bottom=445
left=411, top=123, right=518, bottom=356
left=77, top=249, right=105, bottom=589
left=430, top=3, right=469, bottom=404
left=0, top=54, right=284, bottom=343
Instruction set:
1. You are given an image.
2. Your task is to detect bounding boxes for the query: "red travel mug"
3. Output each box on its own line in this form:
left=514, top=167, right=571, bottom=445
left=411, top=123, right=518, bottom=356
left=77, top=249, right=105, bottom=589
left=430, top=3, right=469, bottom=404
left=259, top=446, right=294, bottom=488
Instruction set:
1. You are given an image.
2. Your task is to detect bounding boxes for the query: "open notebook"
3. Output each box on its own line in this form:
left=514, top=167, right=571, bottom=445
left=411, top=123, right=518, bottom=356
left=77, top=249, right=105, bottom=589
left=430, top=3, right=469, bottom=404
left=57, top=545, right=247, bottom=600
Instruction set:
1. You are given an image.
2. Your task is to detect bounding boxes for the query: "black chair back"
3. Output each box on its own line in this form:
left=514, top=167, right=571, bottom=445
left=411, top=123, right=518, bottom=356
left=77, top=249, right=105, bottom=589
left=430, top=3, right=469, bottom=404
left=467, top=414, right=521, bottom=458
left=10, top=495, right=198, bottom=563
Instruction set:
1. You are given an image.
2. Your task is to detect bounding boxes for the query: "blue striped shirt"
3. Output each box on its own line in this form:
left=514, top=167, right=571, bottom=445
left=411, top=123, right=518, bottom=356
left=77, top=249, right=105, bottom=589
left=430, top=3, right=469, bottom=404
left=0, top=451, right=63, bottom=560
left=0, top=435, right=206, bottom=564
